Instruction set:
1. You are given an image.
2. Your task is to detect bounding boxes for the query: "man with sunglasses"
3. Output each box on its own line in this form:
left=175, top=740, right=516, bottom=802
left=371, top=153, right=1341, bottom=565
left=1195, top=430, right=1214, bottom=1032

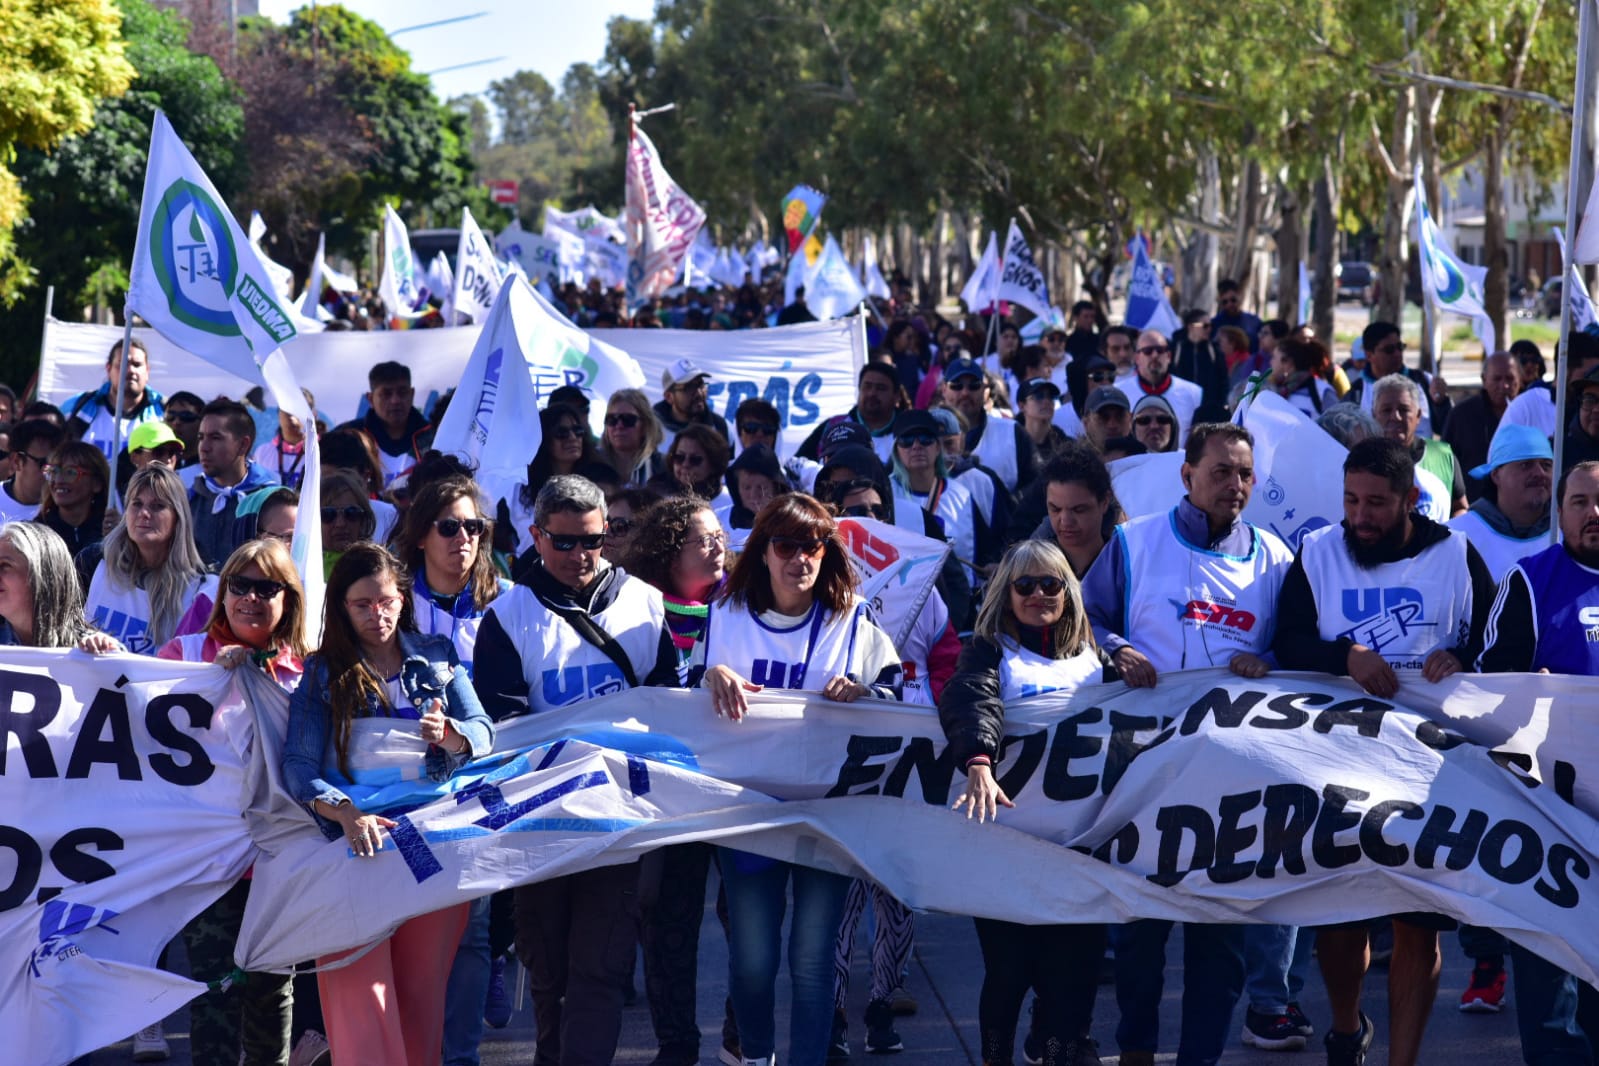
left=64, top=338, right=166, bottom=462
left=161, top=391, right=205, bottom=469
left=1119, top=329, right=1203, bottom=448
left=472, top=475, right=680, bottom=1066
left=1209, top=278, right=1262, bottom=352
left=940, top=357, right=1037, bottom=496
left=1344, top=321, right=1450, bottom=438
left=0, top=420, right=62, bottom=523
left=654, top=358, right=731, bottom=446
left=1173, top=307, right=1231, bottom=423
left=797, top=363, right=904, bottom=463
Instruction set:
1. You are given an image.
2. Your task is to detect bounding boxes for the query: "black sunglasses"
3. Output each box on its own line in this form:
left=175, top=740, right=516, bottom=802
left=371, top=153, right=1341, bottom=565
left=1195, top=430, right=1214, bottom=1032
left=944, top=379, right=983, bottom=391
left=770, top=535, right=826, bottom=560
left=1134, top=415, right=1174, bottom=427
left=433, top=517, right=486, bottom=539
left=321, top=505, right=366, bottom=523
left=538, top=526, right=605, bottom=551
left=603, top=412, right=640, bottom=429
left=166, top=410, right=201, bottom=424
left=672, top=453, right=706, bottom=468
left=226, top=576, right=286, bottom=600
left=1137, top=344, right=1171, bottom=356
left=549, top=425, right=584, bottom=441
left=607, top=515, right=634, bottom=536
left=740, top=422, right=779, bottom=436
left=1012, top=575, right=1066, bottom=596
left=1087, top=371, right=1117, bottom=382
left=897, top=433, right=937, bottom=448
left=14, top=452, right=48, bottom=467
left=841, top=503, right=886, bottom=520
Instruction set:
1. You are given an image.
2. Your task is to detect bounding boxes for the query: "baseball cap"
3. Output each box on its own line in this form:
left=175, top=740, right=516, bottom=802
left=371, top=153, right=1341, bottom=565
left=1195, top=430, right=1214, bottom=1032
left=943, top=358, right=984, bottom=384
left=1017, top=378, right=1061, bottom=403
left=892, top=409, right=941, bottom=439
left=127, top=420, right=181, bottom=454
left=1085, top=386, right=1131, bottom=415
left=927, top=407, right=961, bottom=437
left=1470, top=424, right=1554, bottom=480
left=819, top=420, right=873, bottom=460
left=661, top=358, right=711, bottom=391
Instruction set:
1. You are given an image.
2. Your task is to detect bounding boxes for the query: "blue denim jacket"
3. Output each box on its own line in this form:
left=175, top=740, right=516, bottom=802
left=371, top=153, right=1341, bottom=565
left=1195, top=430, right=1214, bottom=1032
left=282, top=629, right=495, bottom=839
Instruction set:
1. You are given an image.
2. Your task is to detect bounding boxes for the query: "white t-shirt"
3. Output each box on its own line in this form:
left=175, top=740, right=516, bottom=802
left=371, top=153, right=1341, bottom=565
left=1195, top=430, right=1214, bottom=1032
left=0, top=481, right=40, bottom=523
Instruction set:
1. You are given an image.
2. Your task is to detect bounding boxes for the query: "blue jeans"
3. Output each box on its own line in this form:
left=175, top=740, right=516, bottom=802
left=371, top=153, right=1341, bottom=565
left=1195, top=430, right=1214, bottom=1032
left=1112, top=920, right=1245, bottom=1066
left=1510, top=942, right=1599, bottom=1065
left=1244, top=924, right=1316, bottom=1014
left=718, top=849, right=850, bottom=1066
left=442, top=896, right=492, bottom=1066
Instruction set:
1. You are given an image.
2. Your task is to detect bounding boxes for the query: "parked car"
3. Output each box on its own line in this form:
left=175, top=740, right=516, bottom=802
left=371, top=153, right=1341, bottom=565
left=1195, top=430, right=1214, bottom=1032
left=1335, top=260, right=1376, bottom=306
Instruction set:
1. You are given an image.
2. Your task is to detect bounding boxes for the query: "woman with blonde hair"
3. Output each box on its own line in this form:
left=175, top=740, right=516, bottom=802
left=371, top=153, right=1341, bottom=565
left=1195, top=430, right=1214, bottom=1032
left=938, top=539, right=1111, bottom=1066
left=597, top=387, right=666, bottom=486
left=82, top=463, right=216, bottom=654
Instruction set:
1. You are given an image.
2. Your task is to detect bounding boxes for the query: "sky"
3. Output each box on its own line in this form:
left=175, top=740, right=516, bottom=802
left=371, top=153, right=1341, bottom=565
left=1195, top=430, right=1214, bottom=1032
left=255, top=1, right=656, bottom=102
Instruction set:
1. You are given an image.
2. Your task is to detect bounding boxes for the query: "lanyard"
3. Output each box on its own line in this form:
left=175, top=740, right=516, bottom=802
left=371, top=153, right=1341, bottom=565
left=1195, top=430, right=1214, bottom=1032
left=790, top=601, right=829, bottom=689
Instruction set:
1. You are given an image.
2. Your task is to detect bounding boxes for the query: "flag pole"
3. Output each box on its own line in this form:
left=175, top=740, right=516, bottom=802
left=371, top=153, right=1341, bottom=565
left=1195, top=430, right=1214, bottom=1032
left=981, top=218, right=1014, bottom=373
left=1555, top=0, right=1597, bottom=536
left=108, top=304, right=134, bottom=503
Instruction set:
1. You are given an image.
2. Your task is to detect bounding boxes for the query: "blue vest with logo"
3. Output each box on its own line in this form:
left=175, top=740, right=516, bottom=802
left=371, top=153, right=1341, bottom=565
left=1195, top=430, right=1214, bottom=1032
left=1513, top=544, right=1599, bottom=675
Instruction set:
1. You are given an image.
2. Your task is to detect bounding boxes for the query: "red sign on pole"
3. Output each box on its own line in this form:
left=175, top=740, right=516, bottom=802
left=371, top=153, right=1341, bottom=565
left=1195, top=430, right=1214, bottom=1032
left=486, top=180, right=517, bottom=206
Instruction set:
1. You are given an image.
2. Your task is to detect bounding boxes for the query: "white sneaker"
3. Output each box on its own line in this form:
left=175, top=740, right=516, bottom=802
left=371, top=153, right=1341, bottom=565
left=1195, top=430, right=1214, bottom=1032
left=740, top=1057, right=776, bottom=1066
left=132, top=1022, right=171, bottom=1062
left=288, top=1029, right=332, bottom=1066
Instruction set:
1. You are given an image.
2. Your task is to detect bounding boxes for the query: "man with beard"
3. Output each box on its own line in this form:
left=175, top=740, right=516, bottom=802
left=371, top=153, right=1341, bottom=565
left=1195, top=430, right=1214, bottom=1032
left=1446, top=425, right=1552, bottom=580
left=1272, top=437, right=1493, bottom=1066
left=939, top=357, right=1037, bottom=496
left=1119, top=329, right=1203, bottom=446
left=654, top=359, right=732, bottom=445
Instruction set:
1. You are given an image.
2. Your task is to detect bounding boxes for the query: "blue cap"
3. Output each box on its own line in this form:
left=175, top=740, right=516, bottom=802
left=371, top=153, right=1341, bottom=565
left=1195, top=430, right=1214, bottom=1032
left=943, top=357, right=984, bottom=383
left=1469, top=423, right=1554, bottom=479
left=927, top=407, right=961, bottom=437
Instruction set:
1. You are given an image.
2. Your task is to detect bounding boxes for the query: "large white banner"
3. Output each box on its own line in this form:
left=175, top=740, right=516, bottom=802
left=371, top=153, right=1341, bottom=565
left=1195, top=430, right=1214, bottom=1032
left=15, top=652, right=1599, bottom=1066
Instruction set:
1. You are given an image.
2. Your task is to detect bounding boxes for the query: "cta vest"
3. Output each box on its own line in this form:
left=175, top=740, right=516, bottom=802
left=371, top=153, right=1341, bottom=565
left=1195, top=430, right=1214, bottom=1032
left=1511, top=545, right=1599, bottom=674
left=1446, top=510, right=1542, bottom=584
left=85, top=566, right=217, bottom=655
left=702, top=597, right=873, bottom=693
left=1117, top=510, right=1291, bottom=673
left=1299, top=524, right=1473, bottom=670
left=998, top=639, right=1101, bottom=700
left=487, top=575, right=665, bottom=712
left=972, top=417, right=1019, bottom=492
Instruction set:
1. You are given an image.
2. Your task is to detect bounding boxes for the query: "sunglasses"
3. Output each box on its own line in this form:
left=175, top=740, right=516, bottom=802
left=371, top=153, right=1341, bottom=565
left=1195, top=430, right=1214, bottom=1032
left=740, top=422, right=779, bottom=437
left=433, top=517, right=486, bottom=539
left=897, top=433, right=937, bottom=449
left=1137, top=344, right=1171, bottom=356
left=770, top=535, right=826, bottom=560
left=1134, top=415, right=1174, bottom=427
left=538, top=526, right=606, bottom=552
left=671, top=453, right=706, bottom=468
left=14, top=452, right=48, bottom=468
left=549, top=425, right=584, bottom=441
left=226, top=575, right=286, bottom=600
left=603, top=412, right=640, bottom=429
left=606, top=515, right=634, bottom=536
left=1087, top=370, right=1117, bottom=383
left=165, top=411, right=201, bottom=424
left=1012, top=575, right=1066, bottom=596
left=321, top=505, right=366, bottom=523
left=841, top=503, right=887, bottom=520
left=944, top=379, right=983, bottom=391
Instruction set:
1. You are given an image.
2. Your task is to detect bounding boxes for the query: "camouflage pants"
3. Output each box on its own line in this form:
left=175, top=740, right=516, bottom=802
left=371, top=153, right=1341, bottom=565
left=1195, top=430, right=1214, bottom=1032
left=180, top=879, right=292, bottom=1066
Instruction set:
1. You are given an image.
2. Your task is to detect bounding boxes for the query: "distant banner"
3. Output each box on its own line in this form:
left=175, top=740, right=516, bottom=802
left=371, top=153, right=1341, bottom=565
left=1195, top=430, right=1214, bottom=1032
left=15, top=655, right=1599, bottom=1066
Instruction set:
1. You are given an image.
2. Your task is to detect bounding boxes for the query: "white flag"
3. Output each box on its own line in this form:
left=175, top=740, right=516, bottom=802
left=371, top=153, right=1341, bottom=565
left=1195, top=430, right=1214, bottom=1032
left=247, top=212, right=296, bottom=303
left=378, top=205, right=425, bottom=320
left=1123, top=238, right=1183, bottom=337
left=710, top=246, right=748, bottom=289
left=451, top=206, right=508, bottom=325
left=997, top=220, right=1052, bottom=320
left=1297, top=260, right=1313, bottom=326
left=624, top=122, right=707, bottom=307
left=126, top=112, right=299, bottom=381
left=544, top=204, right=626, bottom=246
left=424, top=251, right=454, bottom=308
left=684, top=231, right=718, bottom=288
left=299, top=233, right=352, bottom=323
left=861, top=235, right=890, bottom=300
left=1555, top=227, right=1598, bottom=332
left=1415, top=166, right=1496, bottom=353
left=960, top=232, right=1000, bottom=312
left=432, top=277, right=645, bottom=510
left=748, top=239, right=780, bottom=272
left=784, top=245, right=815, bottom=308
left=807, top=235, right=866, bottom=319
left=1574, top=160, right=1599, bottom=264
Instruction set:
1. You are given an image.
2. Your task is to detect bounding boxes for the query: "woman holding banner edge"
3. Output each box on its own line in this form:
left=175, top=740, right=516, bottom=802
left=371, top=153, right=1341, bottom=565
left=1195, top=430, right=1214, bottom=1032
left=938, top=539, right=1112, bottom=1066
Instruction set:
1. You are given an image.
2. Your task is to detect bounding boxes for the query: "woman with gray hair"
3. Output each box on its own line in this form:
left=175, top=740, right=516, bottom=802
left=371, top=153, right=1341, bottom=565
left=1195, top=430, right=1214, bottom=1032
left=0, top=521, right=98, bottom=647
left=937, top=538, right=1111, bottom=1066
left=81, top=463, right=217, bottom=654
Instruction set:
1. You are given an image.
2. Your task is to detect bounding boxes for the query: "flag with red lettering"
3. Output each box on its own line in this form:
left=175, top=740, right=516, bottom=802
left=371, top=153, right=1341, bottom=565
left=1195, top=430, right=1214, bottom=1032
left=836, top=516, right=949, bottom=648
left=624, top=122, right=706, bottom=308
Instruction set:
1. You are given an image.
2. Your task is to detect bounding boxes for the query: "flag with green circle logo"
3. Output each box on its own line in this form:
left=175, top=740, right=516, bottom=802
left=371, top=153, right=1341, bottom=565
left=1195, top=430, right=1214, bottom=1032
left=1414, top=166, right=1496, bottom=354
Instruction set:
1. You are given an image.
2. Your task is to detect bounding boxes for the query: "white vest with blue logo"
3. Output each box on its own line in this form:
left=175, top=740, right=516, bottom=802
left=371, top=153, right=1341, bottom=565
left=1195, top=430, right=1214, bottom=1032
left=486, top=573, right=665, bottom=712
left=1299, top=523, right=1473, bottom=670
left=892, top=477, right=976, bottom=583
left=1446, top=510, right=1541, bottom=584
left=411, top=578, right=511, bottom=678
left=85, top=565, right=217, bottom=655
left=998, top=640, right=1101, bottom=700
left=1117, top=510, right=1292, bottom=673
left=702, top=596, right=873, bottom=693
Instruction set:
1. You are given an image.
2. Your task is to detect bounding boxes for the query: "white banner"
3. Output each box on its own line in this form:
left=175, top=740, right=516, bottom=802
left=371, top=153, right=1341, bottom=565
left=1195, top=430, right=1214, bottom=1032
left=452, top=207, right=508, bottom=325
left=501, top=223, right=580, bottom=289
left=589, top=317, right=867, bottom=458
left=998, top=220, right=1052, bottom=321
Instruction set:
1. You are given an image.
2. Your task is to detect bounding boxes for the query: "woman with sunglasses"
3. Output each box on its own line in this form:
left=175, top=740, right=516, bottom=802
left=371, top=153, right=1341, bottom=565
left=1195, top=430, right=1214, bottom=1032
left=602, top=486, right=658, bottom=565
left=1130, top=393, right=1179, bottom=453
left=283, top=542, right=493, bottom=1066
left=659, top=424, right=732, bottom=518
left=886, top=409, right=981, bottom=586
left=321, top=469, right=377, bottom=576
left=699, top=493, right=902, bottom=1066
left=597, top=389, right=666, bottom=487
left=939, top=539, right=1112, bottom=1066
left=37, top=439, right=111, bottom=566
left=504, top=404, right=620, bottom=559
left=79, top=464, right=216, bottom=655
left=155, top=538, right=306, bottom=1066
left=620, top=492, right=731, bottom=1066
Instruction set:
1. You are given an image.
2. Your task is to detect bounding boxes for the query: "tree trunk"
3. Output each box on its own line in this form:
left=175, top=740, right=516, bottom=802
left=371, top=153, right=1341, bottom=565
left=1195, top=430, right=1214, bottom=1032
left=1275, top=178, right=1305, bottom=323
left=1376, top=79, right=1414, bottom=325
left=1482, top=123, right=1509, bottom=352
left=1180, top=152, right=1221, bottom=312
left=1313, top=150, right=1341, bottom=345
left=1225, top=157, right=1263, bottom=300
left=929, top=207, right=948, bottom=304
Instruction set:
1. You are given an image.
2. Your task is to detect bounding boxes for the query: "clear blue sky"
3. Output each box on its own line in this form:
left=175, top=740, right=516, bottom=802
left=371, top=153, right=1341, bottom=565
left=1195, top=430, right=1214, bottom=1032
left=256, top=1, right=656, bottom=102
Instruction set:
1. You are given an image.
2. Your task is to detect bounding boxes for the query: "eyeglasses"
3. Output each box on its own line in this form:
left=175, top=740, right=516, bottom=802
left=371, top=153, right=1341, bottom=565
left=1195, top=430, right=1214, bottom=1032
left=693, top=530, right=727, bottom=551
left=841, top=503, right=887, bottom=520
left=227, top=575, right=286, bottom=600
left=671, top=453, right=706, bottom=468
left=603, top=412, right=640, bottom=429
left=740, top=422, right=779, bottom=437
left=44, top=464, right=88, bottom=483
left=1087, top=370, right=1117, bottom=383
left=944, top=379, right=983, bottom=391
left=549, top=425, right=584, bottom=441
left=1582, top=393, right=1599, bottom=408
left=433, top=517, right=486, bottom=539
left=15, top=452, right=49, bottom=468
left=321, top=505, right=366, bottom=523
left=607, top=515, right=634, bottom=536
left=537, top=526, right=606, bottom=552
left=260, top=529, right=294, bottom=544
left=1134, top=415, right=1175, bottom=427
left=165, top=411, right=201, bottom=424
left=345, top=595, right=403, bottom=618
left=897, top=433, right=937, bottom=449
left=770, top=535, right=826, bottom=560
left=1012, top=575, right=1066, bottom=596
left=1137, top=344, right=1171, bottom=356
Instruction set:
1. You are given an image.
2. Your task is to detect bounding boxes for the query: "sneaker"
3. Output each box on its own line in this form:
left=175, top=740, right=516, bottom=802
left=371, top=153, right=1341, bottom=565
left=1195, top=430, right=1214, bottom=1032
left=483, top=956, right=513, bottom=1028
left=650, top=1047, right=700, bottom=1066
left=1323, top=1012, right=1375, bottom=1066
left=1023, top=1027, right=1043, bottom=1065
left=1460, top=961, right=1507, bottom=1013
left=865, top=998, right=903, bottom=1053
left=1286, top=1002, right=1315, bottom=1040
left=829, top=1007, right=851, bottom=1061
left=288, top=1029, right=331, bottom=1066
left=1242, top=1008, right=1308, bottom=1051
left=718, top=1041, right=744, bottom=1066
left=132, top=1023, right=170, bottom=1062
left=740, top=1057, right=776, bottom=1066
left=888, top=985, right=918, bottom=1015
